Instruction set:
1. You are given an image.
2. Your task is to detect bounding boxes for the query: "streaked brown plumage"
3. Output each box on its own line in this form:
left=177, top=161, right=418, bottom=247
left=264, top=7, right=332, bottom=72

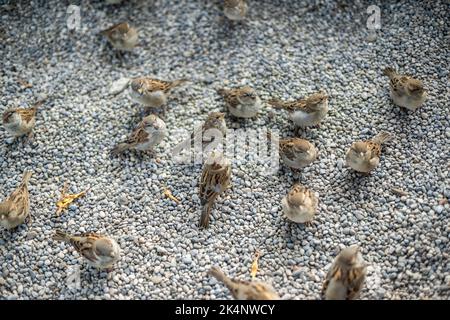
left=322, top=245, right=367, bottom=300
left=269, top=91, right=328, bottom=128
left=100, top=22, right=138, bottom=51
left=2, top=99, right=45, bottom=138
left=218, top=86, right=261, bottom=118
left=199, top=152, right=231, bottom=228
left=53, top=230, right=121, bottom=269
left=0, top=170, right=32, bottom=230
left=208, top=266, right=280, bottom=300
left=383, top=67, right=427, bottom=111
left=345, top=132, right=392, bottom=173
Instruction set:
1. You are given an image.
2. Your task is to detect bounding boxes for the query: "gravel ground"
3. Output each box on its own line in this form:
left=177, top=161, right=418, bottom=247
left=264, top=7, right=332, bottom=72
left=0, top=0, right=449, bottom=300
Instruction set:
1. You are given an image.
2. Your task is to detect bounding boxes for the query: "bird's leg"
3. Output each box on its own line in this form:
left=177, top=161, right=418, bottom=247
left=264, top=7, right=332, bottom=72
left=292, top=168, right=301, bottom=181
left=25, top=131, right=35, bottom=144
left=304, top=221, right=313, bottom=227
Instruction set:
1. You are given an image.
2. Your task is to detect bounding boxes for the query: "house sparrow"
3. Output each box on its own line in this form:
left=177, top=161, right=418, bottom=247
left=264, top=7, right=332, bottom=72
left=269, top=91, right=328, bottom=129
left=129, top=77, right=187, bottom=114
left=100, top=22, right=138, bottom=51
left=53, top=230, right=121, bottom=270
left=3, top=99, right=45, bottom=139
left=278, top=137, right=318, bottom=171
left=281, top=184, right=318, bottom=225
left=383, top=67, right=427, bottom=111
left=223, top=0, right=248, bottom=21
left=322, top=245, right=367, bottom=300
left=0, top=170, right=32, bottom=230
left=218, top=86, right=262, bottom=118
left=345, top=132, right=392, bottom=173
left=208, top=266, right=280, bottom=300
left=111, top=114, right=167, bottom=156
left=199, top=151, right=231, bottom=228
left=193, top=112, right=227, bottom=152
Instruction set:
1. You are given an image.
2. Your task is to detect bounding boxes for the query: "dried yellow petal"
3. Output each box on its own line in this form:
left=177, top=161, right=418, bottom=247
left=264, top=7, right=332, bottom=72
left=56, top=182, right=89, bottom=216
left=251, top=250, right=260, bottom=280
left=163, top=188, right=180, bottom=204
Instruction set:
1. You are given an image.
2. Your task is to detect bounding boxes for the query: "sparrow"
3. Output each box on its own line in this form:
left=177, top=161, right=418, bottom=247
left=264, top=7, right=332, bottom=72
left=53, top=230, right=121, bottom=270
left=111, top=114, right=167, bottom=156
left=218, top=86, right=262, bottom=118
left=322, top=245, right=367, bottom=300
left=208, top=266, right=280, bottom=300
left=223, top=0, right=248, bottom=21
left=0, top=170, right=32, bottom=230
left=193, top=112, right=227, bottom=152
left=100, top=22, right=138, bottom=51
left=383, top=67, right=427, bottom=111
left=269, top=91, right=328, bottom=129
left=2, top=99, right=45, bottom=139
left=199, top=151, right=231, bottom=228
left=278, top=137, right=318, bottom=171
left=345, top=132, right=392, bottom=173
left=129, top=77, right=187, bottom=114
left=281, top=184, right=318, bottom=225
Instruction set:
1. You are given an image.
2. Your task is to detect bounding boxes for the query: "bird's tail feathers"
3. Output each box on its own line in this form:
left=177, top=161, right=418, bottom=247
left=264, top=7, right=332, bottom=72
left=373, top=132, right=393, bottom=144
left=21, top=171, right=33, bottom=185
left=199, top=203, right=214, bottom=229
left=53, top=230, right=71, bottom=242
left=110, top=143, right=130, bottom=156
left=170, top=78, right=189, bottom=89
left=268, top=98, right=289, bottom=109
left=383, top=67, right=396, bottom=78
left=208, top=266, right=229, bottom=283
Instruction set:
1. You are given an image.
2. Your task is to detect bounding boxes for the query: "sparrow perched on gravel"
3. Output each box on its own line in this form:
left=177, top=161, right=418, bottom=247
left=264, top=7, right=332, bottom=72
left=129, top=77, right=187, bottom=115
left=208, top=266, right=280, bottom=300
left=218, top=86, right=262, bottom=118
left=277, top=137, right=318, bottom=172
left=100, top=22, right=138, bottom=51
left=269, top=91, right=328, bottom=129
left=193, top=112, right=227, bottom=152
left=111, top=114, right=167, bottom=156
left=0, top=171, right=32, bottom=230
left=53, top=230, right=121, bottom=270
left=322, top=245, right=367, bottom=300
left=345, top=132, right=392, bottom=174
left=199, top=152, right=231, bottom=228
left=383, top=67, right=427, bottom=111
left=281, top=184, right=318, bottom=225
left=223, top=0, right=248, bottom=21
left=2, top=99, right=45, bottom=139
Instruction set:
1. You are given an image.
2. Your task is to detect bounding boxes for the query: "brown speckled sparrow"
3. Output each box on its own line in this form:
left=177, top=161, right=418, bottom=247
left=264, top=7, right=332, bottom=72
left=208, top=266, right=280, bottom=300
left=383, top=67, right=427, bottom=111
left=269, top=91, right=328, bottom=129
left=53, top=230, right=121, bottom=270
left=281, top=184, right=318, bottom=225
left=2, top=99, right=45, bottom=139
left=278, top=137, right=318, bottom=172
left=193, top=112, right=227, bottom=152
left=218, top=86, right=262, bottom=118
left=100, top=22, right=138, bottom=51
left=345, top=132, right=392, bottom=174
left=322, top=245, right=367, bottom=300
left=0, top=171, right=32, bottom=230
left=111, top=114, right=167, bottom=156
left=223, top=0, right=248, bottom=21
left=129, top=77, right=187, bottom=115
left=199, top=151, right=231, bottom=228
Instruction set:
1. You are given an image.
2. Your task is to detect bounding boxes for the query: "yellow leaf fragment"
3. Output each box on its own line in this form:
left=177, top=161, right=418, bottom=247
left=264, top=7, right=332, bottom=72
left=163, top=188, right=180, bottom=204
left=56, top=182, right=89, bottom=216
left=251, top=250, right=260, bottom=280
